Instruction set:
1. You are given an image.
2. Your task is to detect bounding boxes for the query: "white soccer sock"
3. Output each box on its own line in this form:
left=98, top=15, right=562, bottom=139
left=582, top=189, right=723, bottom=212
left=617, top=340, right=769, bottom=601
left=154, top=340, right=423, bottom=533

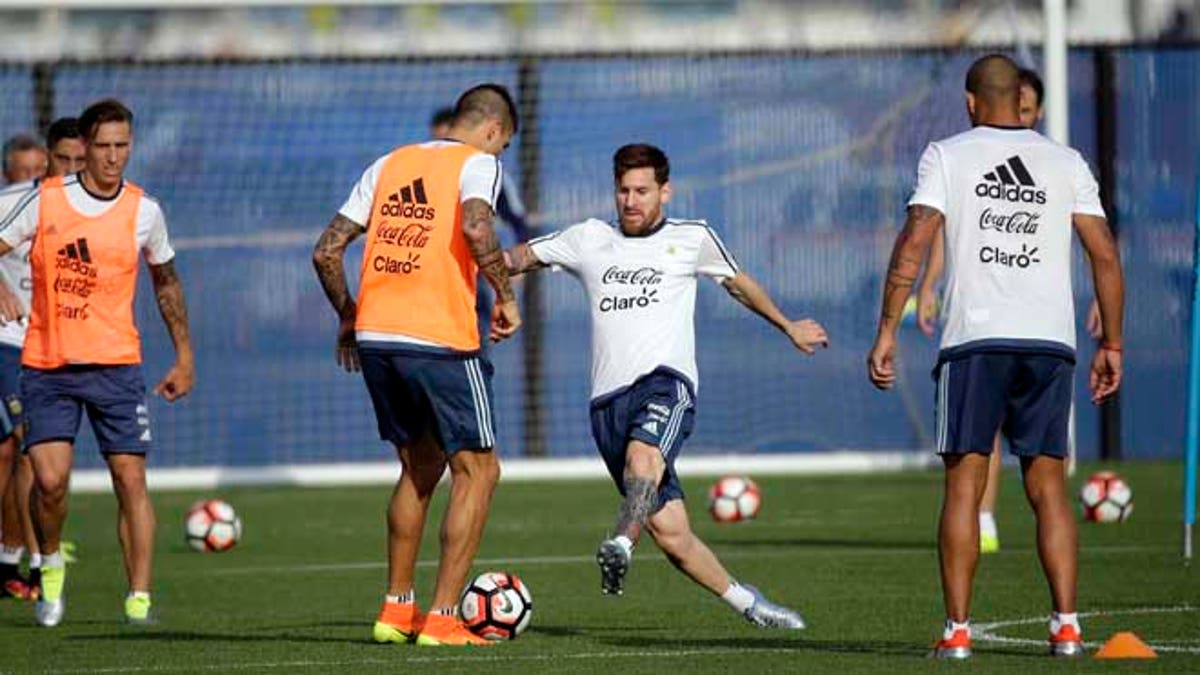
left=979, top=511, right=998, bottom=539
left=1050, top=612, right=1079, bottom=633
left=0, top=545, right=24, bottom=565
left=385, top=589, right=414, bottom=604
left=613, top=535, right=634, bottom=556
left=127, top=591, right=150, bottom=601
left=29, top=553, right=40, bottom=569
left=720, top=580, right=756, bottom=613
left=432, top=605, right=458, bottom=617
left=944, top=618, right=970, bottom=640
left=42, top=551, right=64, bottom=569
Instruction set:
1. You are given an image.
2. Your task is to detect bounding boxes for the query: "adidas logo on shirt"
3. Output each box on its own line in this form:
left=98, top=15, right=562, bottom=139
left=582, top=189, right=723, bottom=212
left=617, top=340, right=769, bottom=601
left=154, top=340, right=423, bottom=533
left=55, top=237, right=98, bottom=277
left=379, top=177, right=436, bottom=219
left=974, top=156, right=1046, bottom=205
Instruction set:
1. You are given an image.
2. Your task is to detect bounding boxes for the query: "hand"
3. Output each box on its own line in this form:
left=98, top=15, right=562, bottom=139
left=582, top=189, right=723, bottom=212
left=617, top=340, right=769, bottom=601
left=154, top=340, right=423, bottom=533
left=867, top=334, right=897, bottom=390
left=490, top=299, right=522, bottom=343
left=336, top=314, right=360, bottom=372
left=0, top=283, right=24, bottom=325
left=1089, top=346, right=1122, bottom=403
left=154, top=358, right=195, bottom=402
left=785, top=318, right=828, bottom=355
left=917, top=287, right=939, bottom=338
left=1085, top=299, right=1102, bottom=339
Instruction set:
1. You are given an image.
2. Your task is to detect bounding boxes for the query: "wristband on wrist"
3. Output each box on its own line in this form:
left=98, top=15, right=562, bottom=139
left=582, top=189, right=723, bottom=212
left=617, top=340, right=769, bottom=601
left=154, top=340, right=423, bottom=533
left=1100, top=342, right=1122, bottom=352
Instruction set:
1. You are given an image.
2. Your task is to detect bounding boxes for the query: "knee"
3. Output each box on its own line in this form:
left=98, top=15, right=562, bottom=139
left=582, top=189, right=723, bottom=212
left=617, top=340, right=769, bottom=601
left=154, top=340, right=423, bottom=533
left=452, top=451, right=500, bottom=488
left=626, top=447, right=664, bottom=480
left=110, top=465, right=148, bottom=499
left=35, top=469, right=69, bottom=502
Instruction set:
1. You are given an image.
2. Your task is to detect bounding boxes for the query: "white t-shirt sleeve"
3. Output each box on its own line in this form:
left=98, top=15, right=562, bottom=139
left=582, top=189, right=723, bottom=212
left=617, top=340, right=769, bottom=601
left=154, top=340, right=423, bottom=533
left=337, top=155, right=387, bottom=228
left=1071, top=152, right=1106, bottom=218
left=460, top=154, right=501, bottom=208
left=139, top=199, right=175, bottom=265
left=696, top=226, right=739, bottom=280
left=0, top=191, right=41, bottom=249
left=907, top=143, right=947, bottom=214
left=528, top=221, right=589, bottom=271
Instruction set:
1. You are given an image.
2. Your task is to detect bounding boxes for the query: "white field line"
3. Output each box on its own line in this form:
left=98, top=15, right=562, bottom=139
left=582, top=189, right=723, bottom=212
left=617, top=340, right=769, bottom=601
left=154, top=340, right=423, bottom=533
left=69, top=451, right=937, bottom=493
left=55, top=647, right=811, bottom=674
left=974, top=605, right=1200, bottom=654
left=201, top=544, right=1172, bottom=577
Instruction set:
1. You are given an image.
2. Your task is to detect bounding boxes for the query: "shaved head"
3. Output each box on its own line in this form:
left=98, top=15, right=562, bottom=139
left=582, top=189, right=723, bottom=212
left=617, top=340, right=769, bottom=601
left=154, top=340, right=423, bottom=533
left=965, top=54, right=1021, bottom=105
left=453, top=84, right=519, bottom=135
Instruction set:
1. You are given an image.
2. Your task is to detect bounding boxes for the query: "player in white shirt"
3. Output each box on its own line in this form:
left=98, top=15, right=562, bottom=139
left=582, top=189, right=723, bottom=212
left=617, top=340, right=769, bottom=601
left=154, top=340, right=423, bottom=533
left=0, top=119, right=87, bottom=601
left=505, top=143, right=827, bottom=629
left=868, top=56, right=1124, bottom=659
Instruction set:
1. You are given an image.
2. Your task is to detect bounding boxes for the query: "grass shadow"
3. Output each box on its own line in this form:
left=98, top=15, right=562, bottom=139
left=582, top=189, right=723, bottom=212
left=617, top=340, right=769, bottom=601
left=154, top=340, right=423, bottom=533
left=709, top=536, right=933, bottom=551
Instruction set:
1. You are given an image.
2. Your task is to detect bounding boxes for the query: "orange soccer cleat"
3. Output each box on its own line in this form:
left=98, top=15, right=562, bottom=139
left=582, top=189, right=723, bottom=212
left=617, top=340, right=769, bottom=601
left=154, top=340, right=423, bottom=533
left=415, top=612, right=495, bottom=647
left=371, top=600, right=423, bottom=644
left=932, top=627, right=972, bottom=659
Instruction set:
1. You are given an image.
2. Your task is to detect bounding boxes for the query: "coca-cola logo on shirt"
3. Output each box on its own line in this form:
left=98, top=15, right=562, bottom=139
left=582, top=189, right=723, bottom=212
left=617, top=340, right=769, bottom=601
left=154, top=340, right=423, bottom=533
left=375, top=223, right=433, bottom=249
left=601, top=266, right=663, bottom=286
left=978, top=208, right=1041, bottom=235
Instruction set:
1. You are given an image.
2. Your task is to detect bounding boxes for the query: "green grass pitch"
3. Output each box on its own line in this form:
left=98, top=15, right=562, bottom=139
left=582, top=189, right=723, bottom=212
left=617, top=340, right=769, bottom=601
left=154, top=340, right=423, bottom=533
left=1, top=461, right=1196, bottom=673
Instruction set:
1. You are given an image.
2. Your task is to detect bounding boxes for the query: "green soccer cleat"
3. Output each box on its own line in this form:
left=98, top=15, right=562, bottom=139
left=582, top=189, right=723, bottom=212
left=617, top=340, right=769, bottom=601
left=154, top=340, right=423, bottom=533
left=124, top=595, right=153, bottom=625
left=34, top=566, right=65, bottom=627
left=980, top=532, right=1000, bottom=554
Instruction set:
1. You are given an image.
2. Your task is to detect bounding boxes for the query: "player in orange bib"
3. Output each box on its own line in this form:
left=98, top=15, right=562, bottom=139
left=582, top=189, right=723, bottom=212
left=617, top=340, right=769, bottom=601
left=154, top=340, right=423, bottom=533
left=313, top=84, right=521, bottom=646
left=0, top=99, right=196, bottom=627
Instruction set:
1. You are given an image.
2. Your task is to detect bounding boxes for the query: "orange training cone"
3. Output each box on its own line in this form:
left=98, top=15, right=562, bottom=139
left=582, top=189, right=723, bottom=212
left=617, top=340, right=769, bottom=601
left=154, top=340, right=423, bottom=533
left=1093, top=632, right=1158, bottom=659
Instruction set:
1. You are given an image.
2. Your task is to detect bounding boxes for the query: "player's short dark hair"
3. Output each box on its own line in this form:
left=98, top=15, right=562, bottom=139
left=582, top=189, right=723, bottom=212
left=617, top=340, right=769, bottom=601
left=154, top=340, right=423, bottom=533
left=430, top=107, right=456, bottom=129
left=965, top=54, right=1020, bottom=101
left=613, top=143, right=670, bottom=185
left=47, top=117, right=83, bottom=148
left=79, top=98, right=133, bottom=140
left=1017, top=68, right=1045, bottom=107
left=1, top=133, right=44, bottom=174
left=453, top=84, right=519, bottom=135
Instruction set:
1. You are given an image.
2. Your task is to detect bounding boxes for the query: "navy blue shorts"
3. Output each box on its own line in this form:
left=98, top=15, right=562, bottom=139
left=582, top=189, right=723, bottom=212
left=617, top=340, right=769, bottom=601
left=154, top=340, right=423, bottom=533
left=360, top=347, right=496, bottom=453
left=0, top=345, right=24, bottom=440
left=22, top=364, right=152, bottom=454
left=589, top=368, right=696, bottom=510
left=934, top=353, right=1073, bottom=458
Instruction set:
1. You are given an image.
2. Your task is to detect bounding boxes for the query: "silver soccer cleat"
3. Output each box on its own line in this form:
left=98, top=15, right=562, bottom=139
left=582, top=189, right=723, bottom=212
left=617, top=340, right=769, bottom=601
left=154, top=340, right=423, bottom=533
left=742, top=585, right=806, bottom=630
left=596, top=538, right=630, bottom=596
left=933, top=644, right=972, bottom=659
left=35, top=598, right=64, bottom=627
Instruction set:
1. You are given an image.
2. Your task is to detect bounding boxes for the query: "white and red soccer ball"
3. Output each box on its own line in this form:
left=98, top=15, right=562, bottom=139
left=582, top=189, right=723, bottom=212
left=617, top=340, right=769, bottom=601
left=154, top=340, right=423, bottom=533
left=708, top=475, right=762, bottom=523
left=1079, top=471, right=1133, bottom=523
left=459, top=571, right=533, bottom=640
left=185, top=499, right=243, bottom=552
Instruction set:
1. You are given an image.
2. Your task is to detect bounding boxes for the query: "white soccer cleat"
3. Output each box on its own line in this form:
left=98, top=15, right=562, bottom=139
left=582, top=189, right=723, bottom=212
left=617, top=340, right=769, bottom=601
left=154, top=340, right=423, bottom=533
left=35, top=598, right=64, bottom=627
left=596, top=538, right=630, bottom=596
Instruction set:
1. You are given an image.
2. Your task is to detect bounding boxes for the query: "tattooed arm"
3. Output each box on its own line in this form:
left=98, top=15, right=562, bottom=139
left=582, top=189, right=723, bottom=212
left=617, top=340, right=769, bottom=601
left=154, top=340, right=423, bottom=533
left=502, top=242, right=548, bottom=276
left=867, top=204, right=943, bottom=390
left=312, top=214, right=365, bottom=371
left=149, top=260, right=196, bottom=402
left=462, top=198, right=522, bottom=342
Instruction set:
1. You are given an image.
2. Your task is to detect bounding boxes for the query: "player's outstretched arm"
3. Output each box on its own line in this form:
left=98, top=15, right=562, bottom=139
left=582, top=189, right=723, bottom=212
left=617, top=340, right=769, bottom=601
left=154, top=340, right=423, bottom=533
left=502, top=243, right=548, bottom=276
left=868, top=204, right=943, bottom=390
left=0, top=240, right=23, bottom=324
left=1074, top=212, right=1124, bottom=402
left=463, top=198, right=521, bottom=342
left=721, top=272, right=828, bottom=355
left=149, top=260, right=196, bottom=402
left=916, top=223, right=945, bottom=337
left=313, top=213, right=365, bottom=371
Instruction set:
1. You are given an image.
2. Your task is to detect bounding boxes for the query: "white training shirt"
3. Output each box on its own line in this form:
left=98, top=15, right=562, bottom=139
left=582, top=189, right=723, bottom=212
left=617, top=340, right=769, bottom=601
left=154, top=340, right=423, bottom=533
left=908, top=126, right=1105, bottom=357
left=0, top=181, right=35, bottom=349
left=530, top=218, right=739, bottom=400
left=338, top=140, right=502, bottom=348
left=0, top=174, right=175, bottom=348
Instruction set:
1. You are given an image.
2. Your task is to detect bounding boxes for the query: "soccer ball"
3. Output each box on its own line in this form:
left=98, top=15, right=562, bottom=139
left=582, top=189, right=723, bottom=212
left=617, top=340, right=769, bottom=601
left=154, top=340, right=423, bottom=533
left=1079, top=471, right=1133, bottom=523
left=707, top=475, right=761, bottom=523
left=459, top=571, right=532, bottom=640
left=185, top=499, right=243, bottom=552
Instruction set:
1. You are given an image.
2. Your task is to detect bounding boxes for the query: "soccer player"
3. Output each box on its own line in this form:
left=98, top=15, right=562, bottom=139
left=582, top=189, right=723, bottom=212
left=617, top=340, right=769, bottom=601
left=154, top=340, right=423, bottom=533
left=0, top=133, right=48, bottom=599
left=868, top=55, right=1123, bottom=658
left=0, top=100, right=196, bottom=627
left=915, top=67, right=1049, bottom=555
left=314, top=84, right=521, bottom=647
left=503, top=143, right=825, bottom=629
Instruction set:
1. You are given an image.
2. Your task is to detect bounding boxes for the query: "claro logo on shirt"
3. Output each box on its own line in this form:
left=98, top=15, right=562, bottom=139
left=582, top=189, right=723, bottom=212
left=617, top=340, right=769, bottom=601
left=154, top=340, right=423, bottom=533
left=974, top=156, right=1047, bottom=205
left=379, top=178, right=436, bottom=220
left=598, top=266, right=663, bottom=312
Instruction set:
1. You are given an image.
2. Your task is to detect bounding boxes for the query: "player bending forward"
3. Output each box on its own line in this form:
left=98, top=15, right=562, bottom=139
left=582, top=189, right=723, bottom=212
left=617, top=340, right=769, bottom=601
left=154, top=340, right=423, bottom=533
left=505, top=143, right=827, bottom=629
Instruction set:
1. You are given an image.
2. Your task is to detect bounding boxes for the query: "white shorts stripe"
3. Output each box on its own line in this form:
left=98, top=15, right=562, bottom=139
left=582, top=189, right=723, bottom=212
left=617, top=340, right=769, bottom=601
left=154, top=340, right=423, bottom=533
left=464, top=359, right=492, bottom=447
left=469, top=359, right=494, bottom=447
left=659, top=382, right=691, bottom=456
left=936, top=362, right=950, bottom=454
